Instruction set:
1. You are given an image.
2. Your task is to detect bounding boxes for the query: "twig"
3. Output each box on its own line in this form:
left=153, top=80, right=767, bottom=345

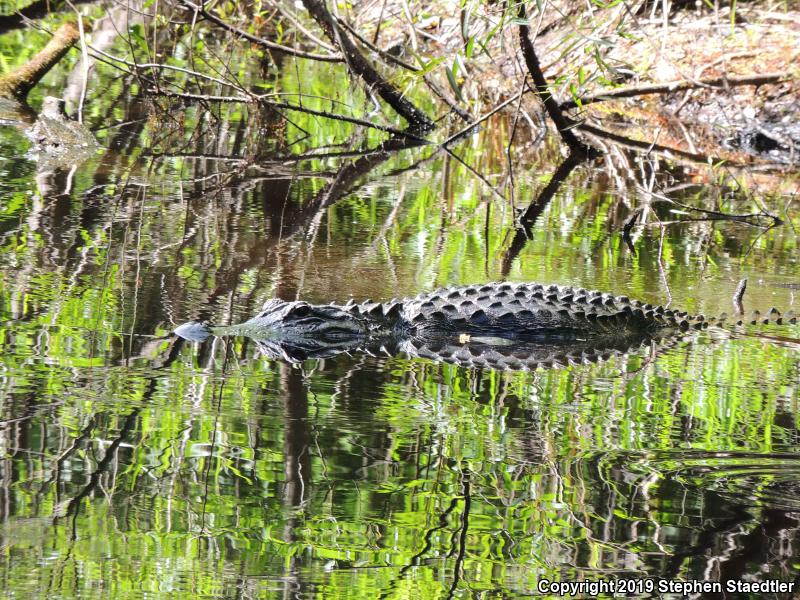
left=560, top=72, right=789, bottom=111
left=269, top=0, right=338, bottom=53
left=442, top=88, right=529, bottom=146
left=177, top=0, right=344, bottom=63
left=0, top=0, right=94, bottom=35
left=733, top=278, right=747, bottom=315
left=89, top=46, right=250, bottom=90
left=336, top=17, right=419, bottom=72
left=578, top=122, right=789, bottom=172
left=147, top=89, right=429, bottom=140
left=65, top=1, right=88, bottom=123
left=656, top=224, right=672, bottom=306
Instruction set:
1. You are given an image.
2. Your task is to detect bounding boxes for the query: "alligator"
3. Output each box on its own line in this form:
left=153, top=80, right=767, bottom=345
left=24, top=96, right=97, bottom=164
left=174, top=281, right=797, bottom=370
left=0, top=22, right=97, bottom=170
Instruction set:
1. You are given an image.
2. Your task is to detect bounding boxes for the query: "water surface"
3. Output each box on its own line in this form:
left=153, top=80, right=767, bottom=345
left=1, top=26, right=800, bottom=599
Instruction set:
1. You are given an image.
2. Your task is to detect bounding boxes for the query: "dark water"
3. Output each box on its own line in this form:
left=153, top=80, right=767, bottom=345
left=1, top=31, right=800, bottom=600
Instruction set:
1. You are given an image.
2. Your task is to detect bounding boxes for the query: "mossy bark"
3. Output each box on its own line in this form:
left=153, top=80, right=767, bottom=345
left=0, top=22, right=80, bottom=102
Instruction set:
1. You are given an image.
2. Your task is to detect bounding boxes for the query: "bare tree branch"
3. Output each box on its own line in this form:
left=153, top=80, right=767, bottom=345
left=560, top=72, right=789, bottom=111
left=301, top=0, right=434, bottom=130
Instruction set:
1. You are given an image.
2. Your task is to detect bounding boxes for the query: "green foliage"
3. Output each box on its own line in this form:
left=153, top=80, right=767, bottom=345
left=0, top=7, right=798, bottom=598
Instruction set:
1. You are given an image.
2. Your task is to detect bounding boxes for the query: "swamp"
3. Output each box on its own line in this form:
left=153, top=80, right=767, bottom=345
left=0, top=0, right=799, bottom=597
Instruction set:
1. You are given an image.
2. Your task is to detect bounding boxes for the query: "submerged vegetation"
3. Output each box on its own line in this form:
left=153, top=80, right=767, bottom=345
left=0, top=0, right=799, bottom=597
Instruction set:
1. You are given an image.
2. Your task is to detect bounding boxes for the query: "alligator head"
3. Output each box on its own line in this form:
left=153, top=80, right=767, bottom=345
left=174, top=299, right=372, bottom=357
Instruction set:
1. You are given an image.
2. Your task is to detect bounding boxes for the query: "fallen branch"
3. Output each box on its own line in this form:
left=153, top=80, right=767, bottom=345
left=0, top=22, right=81, bottom=102
left=301, top=0, right=434, bottom=130
left=560, top=72, right=789, bottom=111
left=517, top=4, right=593, bottom=155
left=335, top=16, right=471, bottom=122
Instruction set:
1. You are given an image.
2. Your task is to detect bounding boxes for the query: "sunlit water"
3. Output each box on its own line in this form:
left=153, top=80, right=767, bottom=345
left=1, top=33, right=800, bottom=599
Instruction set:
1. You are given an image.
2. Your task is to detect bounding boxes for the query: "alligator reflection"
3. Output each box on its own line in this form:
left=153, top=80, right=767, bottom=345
left=183, top=328, right=670, bottom=371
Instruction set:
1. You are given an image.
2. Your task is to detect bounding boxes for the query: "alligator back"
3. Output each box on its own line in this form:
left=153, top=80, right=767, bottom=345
left=394, top=282, right=706, bottom=339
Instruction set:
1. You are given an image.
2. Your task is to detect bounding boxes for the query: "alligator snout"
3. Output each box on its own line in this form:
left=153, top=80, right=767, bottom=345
left=174, top=321, right=212, bottom=342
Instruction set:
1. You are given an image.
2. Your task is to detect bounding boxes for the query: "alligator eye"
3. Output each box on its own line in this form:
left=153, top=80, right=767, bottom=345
left=292, top=305, right=312, bottom=317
